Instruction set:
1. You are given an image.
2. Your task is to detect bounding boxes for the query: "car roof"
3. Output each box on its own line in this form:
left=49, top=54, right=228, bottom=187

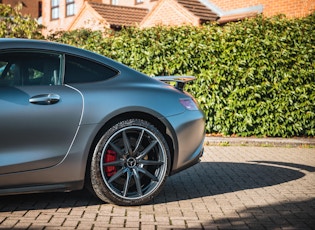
left=0, top=38, right=123, bottom=69
left=1, top=38, right=80, bottom=51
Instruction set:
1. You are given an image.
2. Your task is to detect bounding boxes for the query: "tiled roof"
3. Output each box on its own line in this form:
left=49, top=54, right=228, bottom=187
left=88, top=2, right=149, bottom=26
left=218, top=11, right=259, bottom=24
left=177, top=0, right=219, bottom=21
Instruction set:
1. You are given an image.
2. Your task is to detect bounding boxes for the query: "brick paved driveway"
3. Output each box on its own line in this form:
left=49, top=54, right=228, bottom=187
left=1, top=146, right=315, bottom=229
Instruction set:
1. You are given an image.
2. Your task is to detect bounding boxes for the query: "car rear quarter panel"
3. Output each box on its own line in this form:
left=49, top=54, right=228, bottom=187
left=71, top=77, right=187, bottom=125
left=71, top=76, right=205, bottom=173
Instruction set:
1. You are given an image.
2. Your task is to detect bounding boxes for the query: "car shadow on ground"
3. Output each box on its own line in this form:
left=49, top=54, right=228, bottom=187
left=202, top=198, right=315, bottom=229
left=152, top=161, right=312, bottom=204
left=0, top=161, right=313, bottom=212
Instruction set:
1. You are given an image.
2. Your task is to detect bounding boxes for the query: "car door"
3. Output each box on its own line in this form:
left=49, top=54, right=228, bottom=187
left=0, top=51, right=83, bottom=175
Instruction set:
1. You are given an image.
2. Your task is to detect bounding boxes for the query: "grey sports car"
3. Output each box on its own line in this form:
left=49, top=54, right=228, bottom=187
left=0, top=38, right=205, bottom=205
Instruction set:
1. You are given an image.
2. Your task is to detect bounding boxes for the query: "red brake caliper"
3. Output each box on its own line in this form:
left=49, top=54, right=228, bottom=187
left=105, top=149, right=117, bottom=177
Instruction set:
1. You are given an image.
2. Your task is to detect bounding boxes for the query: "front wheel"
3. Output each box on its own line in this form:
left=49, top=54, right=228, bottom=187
left=89, top=119, right=171, bottom=206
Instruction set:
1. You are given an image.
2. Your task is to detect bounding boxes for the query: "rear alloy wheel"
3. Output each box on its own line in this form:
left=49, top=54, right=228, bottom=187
left=90, top=119, right=170, bottom=205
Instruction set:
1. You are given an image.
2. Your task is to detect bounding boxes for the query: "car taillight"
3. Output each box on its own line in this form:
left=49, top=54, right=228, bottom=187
left=179, top=98, right=198, bottom=110
left=105, top=149, right=117, bottom=177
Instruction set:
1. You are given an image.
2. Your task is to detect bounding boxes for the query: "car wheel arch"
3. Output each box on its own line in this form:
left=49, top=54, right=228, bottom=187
left=84, top=111, right=178, bottom=189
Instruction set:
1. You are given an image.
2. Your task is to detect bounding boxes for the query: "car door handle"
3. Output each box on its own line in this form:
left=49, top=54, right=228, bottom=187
left=29, top=93, right=60, bottom=105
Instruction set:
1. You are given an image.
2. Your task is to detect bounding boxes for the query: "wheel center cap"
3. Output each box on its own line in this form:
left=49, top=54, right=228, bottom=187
left=127, top=157, right=137, bottom=168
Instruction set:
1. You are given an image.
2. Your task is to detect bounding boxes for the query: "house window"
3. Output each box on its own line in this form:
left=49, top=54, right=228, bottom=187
left=38, top=1, right=42, bottom=18
left=135, top=0, right=143, bottom=4
left=66, top=0, right=75, bottom=17
left=51, top=0, right=59, bottom=20
left=111, top=0, right=118, bottom=5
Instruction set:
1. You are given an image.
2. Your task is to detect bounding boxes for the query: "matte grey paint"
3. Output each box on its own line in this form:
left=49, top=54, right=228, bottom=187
left=0, top=38, right=205, bottom=197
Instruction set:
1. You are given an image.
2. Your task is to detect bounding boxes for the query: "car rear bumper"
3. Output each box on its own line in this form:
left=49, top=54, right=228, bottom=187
left=165, top=110, right=205, bottom=174
left=170, top=146, right=204, bottom=175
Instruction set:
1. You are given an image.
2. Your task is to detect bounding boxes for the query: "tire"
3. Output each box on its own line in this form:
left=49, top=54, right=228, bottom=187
left=89, top=119, right=171, bottom=206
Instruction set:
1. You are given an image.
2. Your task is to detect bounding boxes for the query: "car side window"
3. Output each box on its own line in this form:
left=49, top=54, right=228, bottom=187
left=64, top=55, right=118, bottom=84
left=0, top=52, right=61, bottom=87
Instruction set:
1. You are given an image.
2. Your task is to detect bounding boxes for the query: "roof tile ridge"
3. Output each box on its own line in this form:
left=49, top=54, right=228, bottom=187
left=88, top=1, right=149, bottom=12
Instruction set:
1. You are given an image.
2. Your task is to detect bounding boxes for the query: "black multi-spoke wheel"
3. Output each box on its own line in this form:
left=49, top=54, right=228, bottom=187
left=89, top=119, right=170, bottom=205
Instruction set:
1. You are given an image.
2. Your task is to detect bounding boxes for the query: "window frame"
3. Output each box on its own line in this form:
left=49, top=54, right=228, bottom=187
left=51, top=0, right=60, bottom=20
left=66, top=0, right=75, bottom=17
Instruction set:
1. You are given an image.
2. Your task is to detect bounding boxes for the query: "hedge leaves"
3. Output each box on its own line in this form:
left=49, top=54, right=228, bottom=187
left=0, top=3, right=42, bottom=39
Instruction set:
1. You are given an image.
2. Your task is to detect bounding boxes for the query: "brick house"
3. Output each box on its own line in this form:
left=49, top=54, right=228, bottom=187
left=40, top=0, right=263, bottom=34
left=141, top=0, right=218, bottom=28
left=0, top=0, right=42, bottom=19
left=41, top=0, right=314, bottom=35
left=40, top=0, right=159, bottom=34
left=140, top=0, right=263, bottom=27
left=1, top=0, right=314, bottom=35
left=68, top=1, right=148, bottom=31
left=211, top=0, right=315, bottom=18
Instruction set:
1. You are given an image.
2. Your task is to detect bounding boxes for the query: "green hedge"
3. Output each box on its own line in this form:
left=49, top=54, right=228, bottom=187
left=48, top=14, right=315, bottom=137
left=0, top=3, right=42, bottom=39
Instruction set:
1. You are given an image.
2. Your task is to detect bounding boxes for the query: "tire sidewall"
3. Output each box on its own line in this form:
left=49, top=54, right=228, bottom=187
left=90, top=119, right=170, bottom=206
